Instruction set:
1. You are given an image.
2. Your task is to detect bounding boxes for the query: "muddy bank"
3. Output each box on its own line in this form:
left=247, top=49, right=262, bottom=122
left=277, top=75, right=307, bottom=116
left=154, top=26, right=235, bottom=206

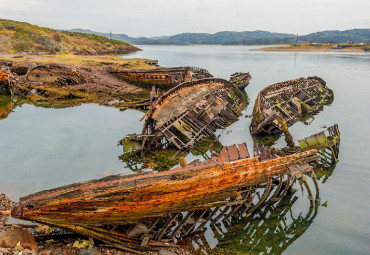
left=0, top=54, right=160, bottom=111
left=0, top=54, right=251, bottom=118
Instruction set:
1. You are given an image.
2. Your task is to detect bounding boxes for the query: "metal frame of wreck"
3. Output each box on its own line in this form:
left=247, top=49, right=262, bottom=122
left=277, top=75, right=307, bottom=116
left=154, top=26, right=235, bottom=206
left=140, top=78, right=247, bottom=150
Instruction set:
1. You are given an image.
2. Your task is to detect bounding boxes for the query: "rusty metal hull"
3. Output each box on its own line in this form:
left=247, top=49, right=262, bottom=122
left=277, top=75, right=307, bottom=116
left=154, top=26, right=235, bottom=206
left=250, top=76, right=334, bottom=135
left=12, top=149, right=317, bottom=226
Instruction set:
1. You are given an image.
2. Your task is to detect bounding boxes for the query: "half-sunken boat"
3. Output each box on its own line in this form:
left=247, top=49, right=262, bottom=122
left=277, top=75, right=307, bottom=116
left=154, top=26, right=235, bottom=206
left=250, top=76, right=334, bottom=135
left=110, top=67, right=213, bottom=90
left=124, top=78, right=248, bottom=151
left=229, top=72, right=252, bottom=90
left=12, top=145, right=318, bottom=226
left=8, top=145, right=318, bottom=252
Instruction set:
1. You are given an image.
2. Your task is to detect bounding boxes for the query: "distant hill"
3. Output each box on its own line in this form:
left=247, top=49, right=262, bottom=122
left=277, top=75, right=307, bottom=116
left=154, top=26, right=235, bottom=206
left=68, top=29, right=189, bottom=45
left=68, top=29, right=294, bottom=45
left=67, top=28, right=369, bottom=46
left=0, top=19, right=140, bottom=55
left=299, top=29, right=370, bottom=43
left=167, top=31, right=294, bottom=44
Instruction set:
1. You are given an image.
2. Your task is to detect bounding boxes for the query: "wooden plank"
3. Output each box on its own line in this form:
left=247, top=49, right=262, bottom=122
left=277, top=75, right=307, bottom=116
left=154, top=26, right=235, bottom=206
left=219, top=146, right=229, bottom=162
left=227, top=144, right=240, bottom=161
left=238, top=143, right=250, bottom=159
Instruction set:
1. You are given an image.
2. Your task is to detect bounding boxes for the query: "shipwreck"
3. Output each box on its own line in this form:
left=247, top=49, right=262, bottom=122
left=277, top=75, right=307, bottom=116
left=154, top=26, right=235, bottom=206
left=4, top=142, right=321, bottom=253
left=111, top=67, right=251, bottom=92
left=123, top=78, right=248, bottom=151
left=110, top=67, right=213, bottom=90
left=229, top=72, right=252, bottom=90
left=0, top=118, right=340, bottom=254
left=250, top=76, right=334, bottom=136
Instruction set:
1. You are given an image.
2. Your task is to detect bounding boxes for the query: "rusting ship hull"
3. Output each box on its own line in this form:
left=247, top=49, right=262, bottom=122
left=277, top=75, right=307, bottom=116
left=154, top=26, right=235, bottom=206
left=250, top=76, right=334, bottom=135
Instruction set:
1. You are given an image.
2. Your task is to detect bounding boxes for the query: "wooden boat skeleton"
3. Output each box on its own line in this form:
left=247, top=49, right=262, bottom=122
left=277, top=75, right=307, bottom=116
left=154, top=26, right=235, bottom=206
left=250, top=76, right=334, bottom=135
left=124, top=78, right=248, bottom=151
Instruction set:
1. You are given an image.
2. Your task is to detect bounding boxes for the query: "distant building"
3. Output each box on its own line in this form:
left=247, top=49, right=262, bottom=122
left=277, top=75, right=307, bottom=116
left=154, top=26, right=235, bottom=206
left=332, top=45, right=343, bottom=49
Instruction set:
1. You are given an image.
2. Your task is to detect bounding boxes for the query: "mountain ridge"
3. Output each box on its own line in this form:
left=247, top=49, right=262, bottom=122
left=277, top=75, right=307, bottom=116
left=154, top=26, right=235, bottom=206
left=67, top=28, right=370, bottom=45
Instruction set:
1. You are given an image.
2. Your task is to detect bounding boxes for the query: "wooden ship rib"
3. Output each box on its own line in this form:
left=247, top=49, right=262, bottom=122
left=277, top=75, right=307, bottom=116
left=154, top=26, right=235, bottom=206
left=250, top=76, right=334, bottom=135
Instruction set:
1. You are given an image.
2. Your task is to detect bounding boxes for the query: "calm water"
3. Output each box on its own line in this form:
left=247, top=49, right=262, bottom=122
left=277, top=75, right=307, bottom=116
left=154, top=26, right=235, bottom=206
left=1, top=45, right=370, bottom=254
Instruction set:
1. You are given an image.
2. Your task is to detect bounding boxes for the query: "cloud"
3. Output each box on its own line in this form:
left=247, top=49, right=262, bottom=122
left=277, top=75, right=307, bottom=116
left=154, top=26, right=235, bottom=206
left=0, top=0, right=369, bottom=36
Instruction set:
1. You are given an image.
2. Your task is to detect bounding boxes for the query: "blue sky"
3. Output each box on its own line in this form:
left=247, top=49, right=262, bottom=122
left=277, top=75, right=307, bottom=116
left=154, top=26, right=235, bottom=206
left=0, top=0, right=369, bottom=37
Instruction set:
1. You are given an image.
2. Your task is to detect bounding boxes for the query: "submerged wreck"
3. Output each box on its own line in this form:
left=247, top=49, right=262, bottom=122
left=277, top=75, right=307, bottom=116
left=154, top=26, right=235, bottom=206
left=229, top=72, right=252, bottom=90
left=111, top=67, right=251, bottom=92
left=250, top=76, right=334, bottom=135
left=124, top=78, right=247, bottom=151
left=111, top=67, right=213, bottom=90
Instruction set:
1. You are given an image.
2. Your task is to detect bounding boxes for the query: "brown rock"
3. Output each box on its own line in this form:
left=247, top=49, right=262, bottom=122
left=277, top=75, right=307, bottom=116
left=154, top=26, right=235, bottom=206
left=14, top=244, right=24, bottom=251
left=0, top=227, right=38, bottom=252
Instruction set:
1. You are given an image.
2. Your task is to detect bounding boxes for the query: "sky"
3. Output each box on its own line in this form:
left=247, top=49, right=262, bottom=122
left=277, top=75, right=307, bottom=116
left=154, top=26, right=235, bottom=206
left=0, top=0, right=369, bottom=37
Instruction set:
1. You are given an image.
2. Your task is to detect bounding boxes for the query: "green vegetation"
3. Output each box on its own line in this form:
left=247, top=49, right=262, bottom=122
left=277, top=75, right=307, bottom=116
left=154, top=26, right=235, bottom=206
left=0, top=19, right=139, bottom=54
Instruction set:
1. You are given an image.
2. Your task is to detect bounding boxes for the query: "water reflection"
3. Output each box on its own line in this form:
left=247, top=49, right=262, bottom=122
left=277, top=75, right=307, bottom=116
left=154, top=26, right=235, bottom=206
left=0, top=95, right=13, bottom=120
left=120, top=137, right=223, bottom=171
left=184, top=188, right=320, bottom=255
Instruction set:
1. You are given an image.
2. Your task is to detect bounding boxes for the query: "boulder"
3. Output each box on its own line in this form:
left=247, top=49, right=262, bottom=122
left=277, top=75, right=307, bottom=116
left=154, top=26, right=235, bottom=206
left=0, top=227, right=38, bottom=252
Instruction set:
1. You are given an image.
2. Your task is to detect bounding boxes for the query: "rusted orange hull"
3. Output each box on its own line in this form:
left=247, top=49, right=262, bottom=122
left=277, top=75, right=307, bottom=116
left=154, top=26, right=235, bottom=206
left=13, top=149, right=317, bottom=226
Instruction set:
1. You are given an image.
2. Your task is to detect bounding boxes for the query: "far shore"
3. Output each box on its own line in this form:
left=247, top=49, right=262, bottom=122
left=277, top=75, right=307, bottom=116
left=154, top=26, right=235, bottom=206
left=252, top=44, right=368, bottom=52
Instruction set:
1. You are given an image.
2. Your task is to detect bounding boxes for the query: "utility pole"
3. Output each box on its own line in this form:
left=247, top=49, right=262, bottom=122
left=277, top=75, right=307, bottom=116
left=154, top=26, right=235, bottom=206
left=295, top=33, right=298, bottom=46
